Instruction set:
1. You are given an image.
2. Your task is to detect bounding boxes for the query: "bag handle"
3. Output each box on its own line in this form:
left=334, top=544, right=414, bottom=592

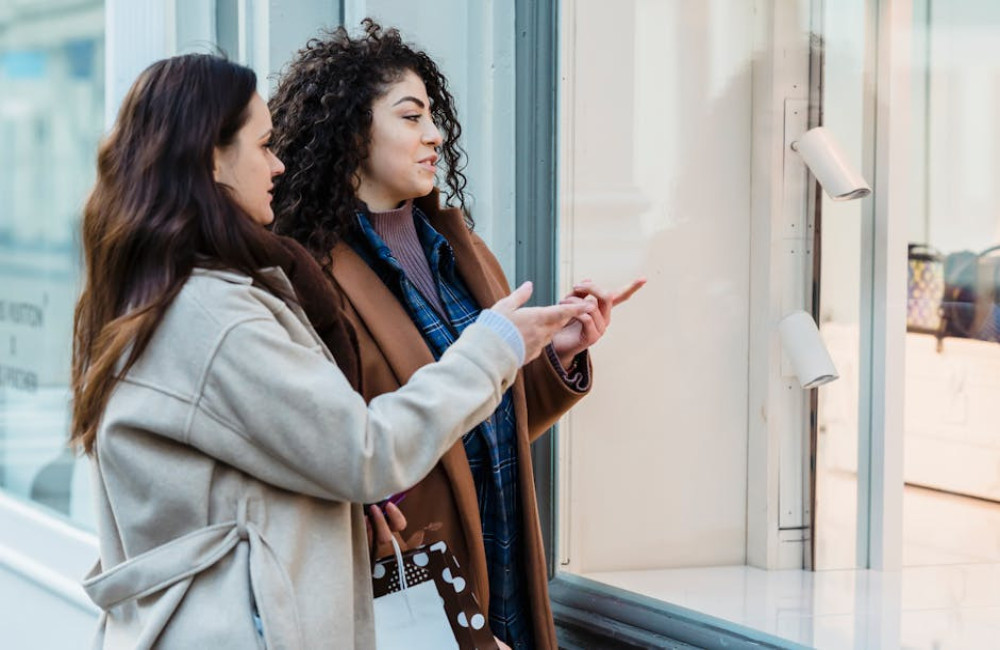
left=390, top=536, right=409, bottom=592
left=388, top=536, right=417, bottom=620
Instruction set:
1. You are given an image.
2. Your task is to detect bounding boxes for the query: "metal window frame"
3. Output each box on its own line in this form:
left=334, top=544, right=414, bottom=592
left=514, top=0, right=560, bottom=580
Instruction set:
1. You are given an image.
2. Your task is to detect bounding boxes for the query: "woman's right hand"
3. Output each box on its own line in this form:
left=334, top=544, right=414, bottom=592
left=490, top=282, right=594, bottom=364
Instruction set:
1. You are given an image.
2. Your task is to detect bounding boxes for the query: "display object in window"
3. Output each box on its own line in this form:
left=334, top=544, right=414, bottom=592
left=941, top=245, right=1000, bottom=342
left=907, top=244, right=946, bottom=333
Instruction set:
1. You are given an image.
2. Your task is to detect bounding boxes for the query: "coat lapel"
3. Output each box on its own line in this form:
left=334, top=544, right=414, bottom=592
left=418, top=197, right=510, bottom=308
left=329, top=243, right=434, bottom=383
left=329, top=200, right=510, bottom=380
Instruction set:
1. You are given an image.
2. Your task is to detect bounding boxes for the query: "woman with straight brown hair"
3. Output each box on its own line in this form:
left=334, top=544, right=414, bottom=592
left=71, top=53, right=590, bottom=648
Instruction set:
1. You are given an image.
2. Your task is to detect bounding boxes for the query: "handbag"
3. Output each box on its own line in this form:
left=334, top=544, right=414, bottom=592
left=906, top=244, right=945, bottom=333
left=941, top=245, right=1000, bottom=341
left=372, top=538, right=499, bottom=650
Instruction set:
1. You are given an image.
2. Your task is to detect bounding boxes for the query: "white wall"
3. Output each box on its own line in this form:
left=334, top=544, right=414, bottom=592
left=558, top=0, right=754, bottom=572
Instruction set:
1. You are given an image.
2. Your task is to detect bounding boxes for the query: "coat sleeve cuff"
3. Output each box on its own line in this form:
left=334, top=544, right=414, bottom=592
left=475, top=309, right=526, bottom=366
left=544, top=344, right=591, bottom=392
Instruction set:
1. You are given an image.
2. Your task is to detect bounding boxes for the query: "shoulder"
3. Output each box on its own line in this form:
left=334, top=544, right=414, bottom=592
left=167, top=268, right=290, bottom=341
left=118, top=270, right=285, bottom=399
left=188, top=266, right=285, bottom=308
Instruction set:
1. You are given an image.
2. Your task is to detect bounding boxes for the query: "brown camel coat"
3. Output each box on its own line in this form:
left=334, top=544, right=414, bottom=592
left=328, top=192, right=590, bottom=650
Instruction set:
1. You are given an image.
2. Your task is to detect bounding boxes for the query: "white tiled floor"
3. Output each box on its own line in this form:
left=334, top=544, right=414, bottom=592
left=584, top=562, right=1000, bottom=649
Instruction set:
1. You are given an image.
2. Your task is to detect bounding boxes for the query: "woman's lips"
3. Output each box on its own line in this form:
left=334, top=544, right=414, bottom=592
left=418, top=154, right=438, bottom=172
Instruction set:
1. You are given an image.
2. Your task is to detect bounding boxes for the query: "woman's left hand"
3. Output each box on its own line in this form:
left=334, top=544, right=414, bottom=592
left=550, top=277, right=646, bottom=368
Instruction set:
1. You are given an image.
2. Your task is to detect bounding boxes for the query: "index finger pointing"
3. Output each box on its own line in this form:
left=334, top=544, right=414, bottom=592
left=612, top=278, right=647, bottom=306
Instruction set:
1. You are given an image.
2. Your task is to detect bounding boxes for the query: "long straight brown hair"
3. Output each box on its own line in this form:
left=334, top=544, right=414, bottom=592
left=71, top=54, right=285, bottom=454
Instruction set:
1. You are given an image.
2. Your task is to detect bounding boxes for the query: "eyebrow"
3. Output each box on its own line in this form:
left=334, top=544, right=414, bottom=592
left=392, top=96, right=426, bottom=109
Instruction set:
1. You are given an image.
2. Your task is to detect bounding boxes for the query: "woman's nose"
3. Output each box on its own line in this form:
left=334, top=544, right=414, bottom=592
left=423, top=122, right=443, bottom=146
left=271, top=153, right=286, bottom=176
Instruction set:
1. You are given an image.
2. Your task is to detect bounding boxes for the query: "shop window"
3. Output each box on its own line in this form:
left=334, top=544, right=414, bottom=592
left=901, top=0, right=1000, bottom=567
left=557, top=0, right=755, bottom=579
left=0, top=0, right=105, bottom=531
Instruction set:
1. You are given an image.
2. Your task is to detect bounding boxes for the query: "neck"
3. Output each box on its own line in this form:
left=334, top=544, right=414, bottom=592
left=361, top=198, right=405, bottom=211
left=356, top=182, right=410, bottom=212
left=367, top=200, right=415, bottom=241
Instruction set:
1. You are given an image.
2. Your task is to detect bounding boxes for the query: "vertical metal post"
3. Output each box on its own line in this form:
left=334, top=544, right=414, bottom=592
left=515, top=0, right=560, bottom=578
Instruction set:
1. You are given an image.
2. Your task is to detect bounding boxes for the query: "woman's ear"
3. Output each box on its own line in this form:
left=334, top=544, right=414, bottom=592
left=211, top=147, right=222, bottom=183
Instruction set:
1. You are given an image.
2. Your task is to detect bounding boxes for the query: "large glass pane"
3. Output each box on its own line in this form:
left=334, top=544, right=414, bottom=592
left=814, top=0, right=869, bottom=571
left=0, top=0, right=104, bottom=530
left=557, top=0, right=754, bottom=579
left=903, top=0, right=1000, bottom=566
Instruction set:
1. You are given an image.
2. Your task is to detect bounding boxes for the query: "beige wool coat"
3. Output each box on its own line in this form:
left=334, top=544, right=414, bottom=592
left=329, top=192, right=591, bottom=650
left=82, top=266, right=521, bottom=649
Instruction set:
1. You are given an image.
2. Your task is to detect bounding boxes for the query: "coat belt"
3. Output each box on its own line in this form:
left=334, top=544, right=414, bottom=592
left=82, top=499, right=304, bottom=648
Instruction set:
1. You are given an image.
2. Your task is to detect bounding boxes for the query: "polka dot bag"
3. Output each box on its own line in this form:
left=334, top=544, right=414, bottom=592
left=372, top=538, right=499, bottom=649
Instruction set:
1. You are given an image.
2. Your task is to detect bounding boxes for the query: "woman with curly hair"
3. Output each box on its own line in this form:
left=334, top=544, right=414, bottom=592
left=270, top=20, right=643, bottom=650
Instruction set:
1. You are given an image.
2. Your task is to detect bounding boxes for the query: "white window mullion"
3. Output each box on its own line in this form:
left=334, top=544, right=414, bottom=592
left=105, top=0, right=171, bottom=127
left=863, top=0, right=911, bottom=572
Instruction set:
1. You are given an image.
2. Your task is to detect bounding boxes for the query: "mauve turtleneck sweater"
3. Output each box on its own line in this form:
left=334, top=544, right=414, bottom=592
left=367, top=200, right=448, bottom=317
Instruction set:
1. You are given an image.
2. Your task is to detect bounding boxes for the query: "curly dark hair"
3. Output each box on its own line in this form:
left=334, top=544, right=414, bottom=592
left=269, top=19, right=468, bottom=266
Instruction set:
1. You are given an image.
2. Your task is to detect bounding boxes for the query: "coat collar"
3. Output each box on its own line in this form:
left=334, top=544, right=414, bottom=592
left=191, top=266, right=328, bottom=360
left=191, top=267, right=254, bottom=285
left=330, top=244, right=433, bottom=382
left=191, top=265, right=290, bottom=287
left=330, top=189, right=508, bottom=383
left=412, top=190, right=508, bottom=309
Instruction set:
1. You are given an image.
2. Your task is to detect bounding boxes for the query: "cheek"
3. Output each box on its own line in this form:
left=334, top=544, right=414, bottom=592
left=372, top=150, right=403, bottom=180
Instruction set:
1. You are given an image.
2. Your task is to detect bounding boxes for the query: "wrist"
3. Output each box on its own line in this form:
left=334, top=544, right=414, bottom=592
left=557, top=349, right=579, bottom=372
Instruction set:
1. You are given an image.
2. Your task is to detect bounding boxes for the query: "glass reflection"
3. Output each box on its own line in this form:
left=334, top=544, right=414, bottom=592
left=902, top=0, right=1000, bottom=566
left=558, top=0, right=755, bottom=577
left=0, top=1, right=104, bottom=530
